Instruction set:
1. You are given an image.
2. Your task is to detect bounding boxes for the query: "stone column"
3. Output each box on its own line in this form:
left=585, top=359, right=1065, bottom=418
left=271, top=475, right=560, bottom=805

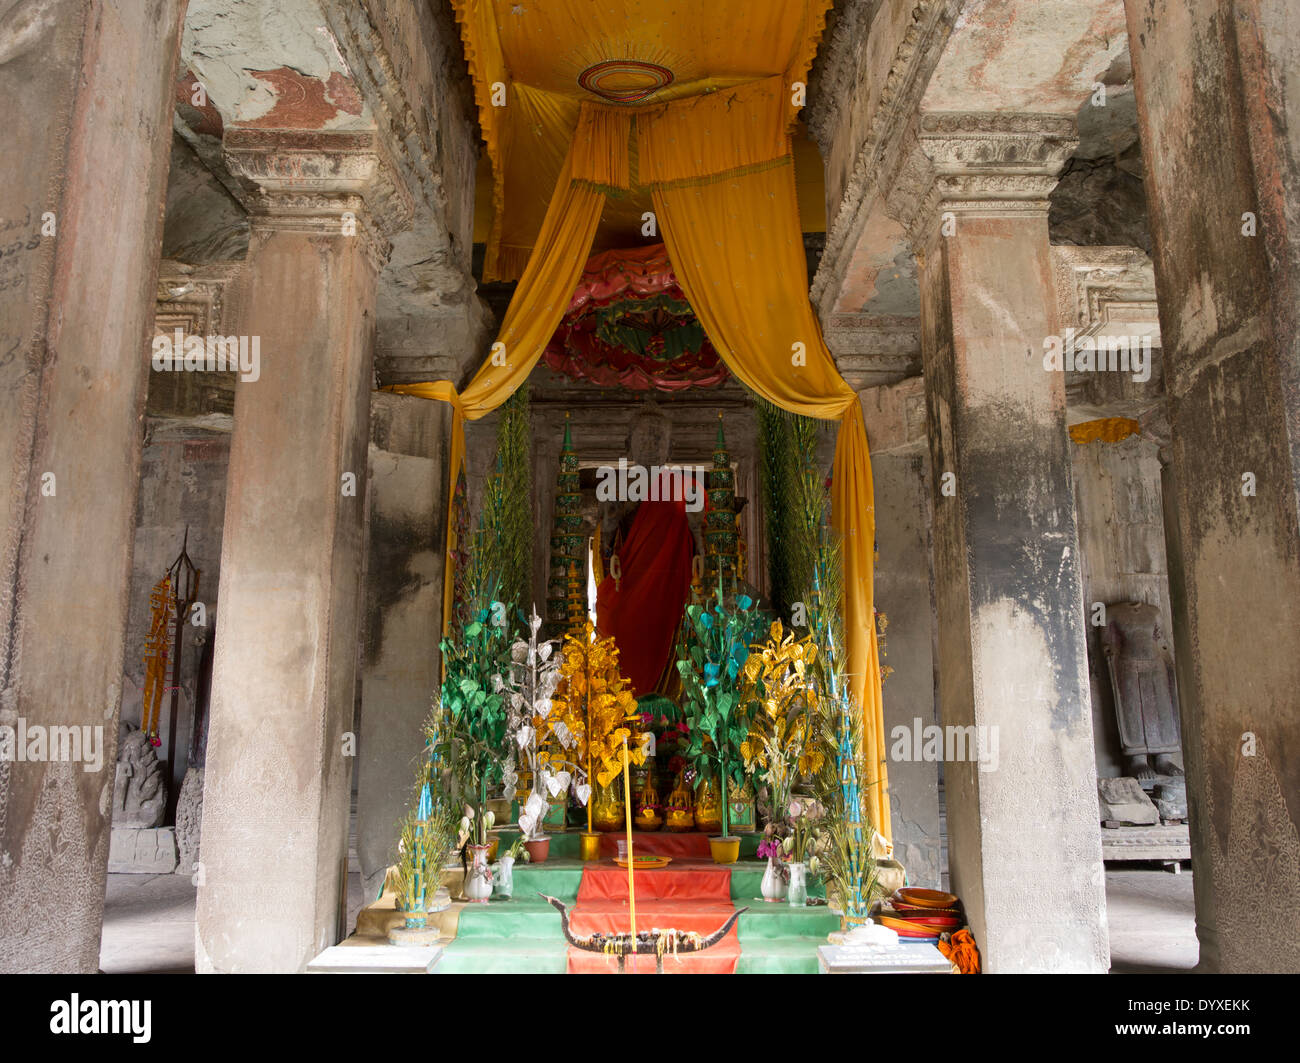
left=1124, top=0, right=1300, bottom=973
left=887, top=114, right=1108, bottom=972
left=355, top=392, right=449, bottom=901
left=0, top=0, right=186, bottom=973
left=195, top=130, right=412, bottom=973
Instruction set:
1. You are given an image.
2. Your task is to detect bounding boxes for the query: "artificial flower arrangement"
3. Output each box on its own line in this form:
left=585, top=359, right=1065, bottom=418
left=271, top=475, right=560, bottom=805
left=439, top=597, right=513, bottom=849
left=503, top=611, right=567, bottom=841
left=739, top=620, right=826, bottom=824
left=674, top=582, right=766, bottom=856
left=392, top=703, right=460, bottom=922
left=804, top=568, right=881, bottom=924
left=547, top=621, right=645, bottom=836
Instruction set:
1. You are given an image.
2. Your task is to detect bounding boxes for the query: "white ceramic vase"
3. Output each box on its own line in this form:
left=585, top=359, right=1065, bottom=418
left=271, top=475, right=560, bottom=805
left=760, top=856, right=788, bottom=902
left=464, top=844, right=493, bottom=903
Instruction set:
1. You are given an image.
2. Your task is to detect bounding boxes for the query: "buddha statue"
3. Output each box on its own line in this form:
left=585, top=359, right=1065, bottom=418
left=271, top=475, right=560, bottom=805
left=1101, top=602, right=1184, bottom=781
left=594, top=400, right=699, bottom=695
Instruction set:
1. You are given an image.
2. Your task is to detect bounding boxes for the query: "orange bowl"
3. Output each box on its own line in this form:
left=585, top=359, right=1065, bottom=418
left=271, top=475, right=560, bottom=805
left=892, top=900, right=961, bottom=916
left=893, top=887, right=958, bottom=910
left=877, top=914, right=942, bottom=938
left=887, top=911, right=961, bottom=929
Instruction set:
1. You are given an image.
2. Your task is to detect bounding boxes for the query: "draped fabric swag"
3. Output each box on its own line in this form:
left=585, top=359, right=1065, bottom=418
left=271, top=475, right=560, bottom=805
left=390, top=1, right=890, bottom=839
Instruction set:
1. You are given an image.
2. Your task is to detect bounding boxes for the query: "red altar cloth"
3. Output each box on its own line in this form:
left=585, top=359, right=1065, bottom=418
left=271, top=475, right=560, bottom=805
left=595, top=477, right=694, bottom=696
left=595, top=831, right=712, bottom=859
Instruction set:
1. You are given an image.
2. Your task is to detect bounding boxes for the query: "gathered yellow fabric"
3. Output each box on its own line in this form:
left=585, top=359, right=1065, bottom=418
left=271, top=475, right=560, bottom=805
left=453, top=0, right=833, bottom=279
left=651, top=160, right=889, bottom=839
left=636, top=76, right=791, bottom=185
left=395, top=0, right=888, bottom=839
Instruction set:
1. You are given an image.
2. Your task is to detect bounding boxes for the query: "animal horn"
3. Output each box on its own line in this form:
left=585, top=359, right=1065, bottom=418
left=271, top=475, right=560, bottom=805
left=539, top=893, right=582, bottom=948
left=683, top=906, right=749, bottom=952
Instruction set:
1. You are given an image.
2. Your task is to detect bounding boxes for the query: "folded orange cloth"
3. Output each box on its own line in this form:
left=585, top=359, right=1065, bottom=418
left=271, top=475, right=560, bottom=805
left=938, top=928, right=981, bottom=974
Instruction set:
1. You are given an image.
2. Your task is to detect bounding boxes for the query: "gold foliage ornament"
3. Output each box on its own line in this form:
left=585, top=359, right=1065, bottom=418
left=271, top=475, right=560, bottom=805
left=549, top=621, right=645, bottom=791
left=739, top=620, right=826, bottom=819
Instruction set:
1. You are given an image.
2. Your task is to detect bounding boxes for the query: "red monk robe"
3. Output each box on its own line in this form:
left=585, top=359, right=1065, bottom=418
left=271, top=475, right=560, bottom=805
left=595, top=475, right=696, bottom=696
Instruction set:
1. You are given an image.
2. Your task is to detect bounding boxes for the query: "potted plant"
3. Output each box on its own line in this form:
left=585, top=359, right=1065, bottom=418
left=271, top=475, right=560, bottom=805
left=675, top=583, right=763, bottom=863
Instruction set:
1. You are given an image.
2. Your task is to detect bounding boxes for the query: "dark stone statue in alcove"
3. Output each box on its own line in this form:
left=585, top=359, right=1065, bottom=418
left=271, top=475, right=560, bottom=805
left=1101, top=601, right=1184, bottom=781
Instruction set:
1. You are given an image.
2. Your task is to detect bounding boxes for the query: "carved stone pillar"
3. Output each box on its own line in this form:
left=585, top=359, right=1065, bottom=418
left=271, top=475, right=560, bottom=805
left=0, top=0, right=186, bottom=974
left=195, top=130, right=412, bottom=973
left=887, top=114, right=1109, bottom=972
left=1124, top=0, right=1300, bottom=973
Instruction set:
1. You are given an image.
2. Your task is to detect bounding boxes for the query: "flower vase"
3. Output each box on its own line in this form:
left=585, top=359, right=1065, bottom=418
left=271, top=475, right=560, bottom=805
left=464, top=844, right=493, bottom=903
left=787, top=861, right=808, bottom=908
left=760, top=857, right=787, bottom=902
left=493, top=855, right=514, bottom=899
left=524, top=836, right=551, bottom=863
left=400, top=906, right=427, bottom=930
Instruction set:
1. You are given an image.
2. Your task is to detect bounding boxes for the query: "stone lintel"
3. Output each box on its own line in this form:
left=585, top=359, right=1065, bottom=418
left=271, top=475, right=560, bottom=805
left=886, top=112, right=1079, bottom=247
left=223, top=128, right=414, bottom=269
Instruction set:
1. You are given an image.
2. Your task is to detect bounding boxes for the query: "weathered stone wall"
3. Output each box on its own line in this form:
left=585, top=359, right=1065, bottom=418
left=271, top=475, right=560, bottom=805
left=1070, top=434, right=1175, bottom=780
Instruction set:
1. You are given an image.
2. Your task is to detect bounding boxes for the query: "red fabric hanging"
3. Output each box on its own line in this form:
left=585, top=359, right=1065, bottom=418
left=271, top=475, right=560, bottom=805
left=595, top=475, right=695, bottom=696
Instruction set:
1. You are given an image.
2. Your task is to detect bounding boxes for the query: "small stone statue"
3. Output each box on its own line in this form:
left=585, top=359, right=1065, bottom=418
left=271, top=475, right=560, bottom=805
left=113, top=726, right=168, bottom=828
left=1101, top=602, right=1184, bottom=781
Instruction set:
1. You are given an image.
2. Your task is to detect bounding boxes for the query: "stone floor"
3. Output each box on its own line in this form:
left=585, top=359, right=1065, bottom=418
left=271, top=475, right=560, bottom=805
left=1105, top=865, right=1198, bottom=973
left=97, top=864, right=1198, bottom=973
left=98, top=870, right=367, bottom=974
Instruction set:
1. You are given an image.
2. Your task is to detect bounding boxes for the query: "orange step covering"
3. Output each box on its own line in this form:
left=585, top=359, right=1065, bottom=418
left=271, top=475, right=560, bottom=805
left=566, top=865, right=739, bottom=974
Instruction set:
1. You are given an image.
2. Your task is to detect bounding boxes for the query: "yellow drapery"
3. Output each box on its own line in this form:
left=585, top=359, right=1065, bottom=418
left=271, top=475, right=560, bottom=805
left=455, top=0, right=833, bottom=279
left=650, top=158, right=888, bottom=841
left=393, top=1, right=889, bottom=839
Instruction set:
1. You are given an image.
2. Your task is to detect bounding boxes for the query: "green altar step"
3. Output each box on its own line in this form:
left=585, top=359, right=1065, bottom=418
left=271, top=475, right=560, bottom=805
left=435, top=857, right=836, bottom=974
left=436, top=864, right=578, bottom=975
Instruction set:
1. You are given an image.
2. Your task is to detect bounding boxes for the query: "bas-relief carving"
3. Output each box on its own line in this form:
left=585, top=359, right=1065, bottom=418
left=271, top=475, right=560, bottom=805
left=112, top=727, right=167, bottom=829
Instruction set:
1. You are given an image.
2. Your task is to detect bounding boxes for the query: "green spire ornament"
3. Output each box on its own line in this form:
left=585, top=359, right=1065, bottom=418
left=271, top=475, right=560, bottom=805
left=703, top=412, right=738, bottom=593
left=546, top=414, right=585, bottom=634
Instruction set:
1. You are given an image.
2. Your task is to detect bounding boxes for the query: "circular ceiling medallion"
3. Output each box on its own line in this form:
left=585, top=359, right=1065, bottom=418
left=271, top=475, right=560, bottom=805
left=578, top=59, right=674, bottom=103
